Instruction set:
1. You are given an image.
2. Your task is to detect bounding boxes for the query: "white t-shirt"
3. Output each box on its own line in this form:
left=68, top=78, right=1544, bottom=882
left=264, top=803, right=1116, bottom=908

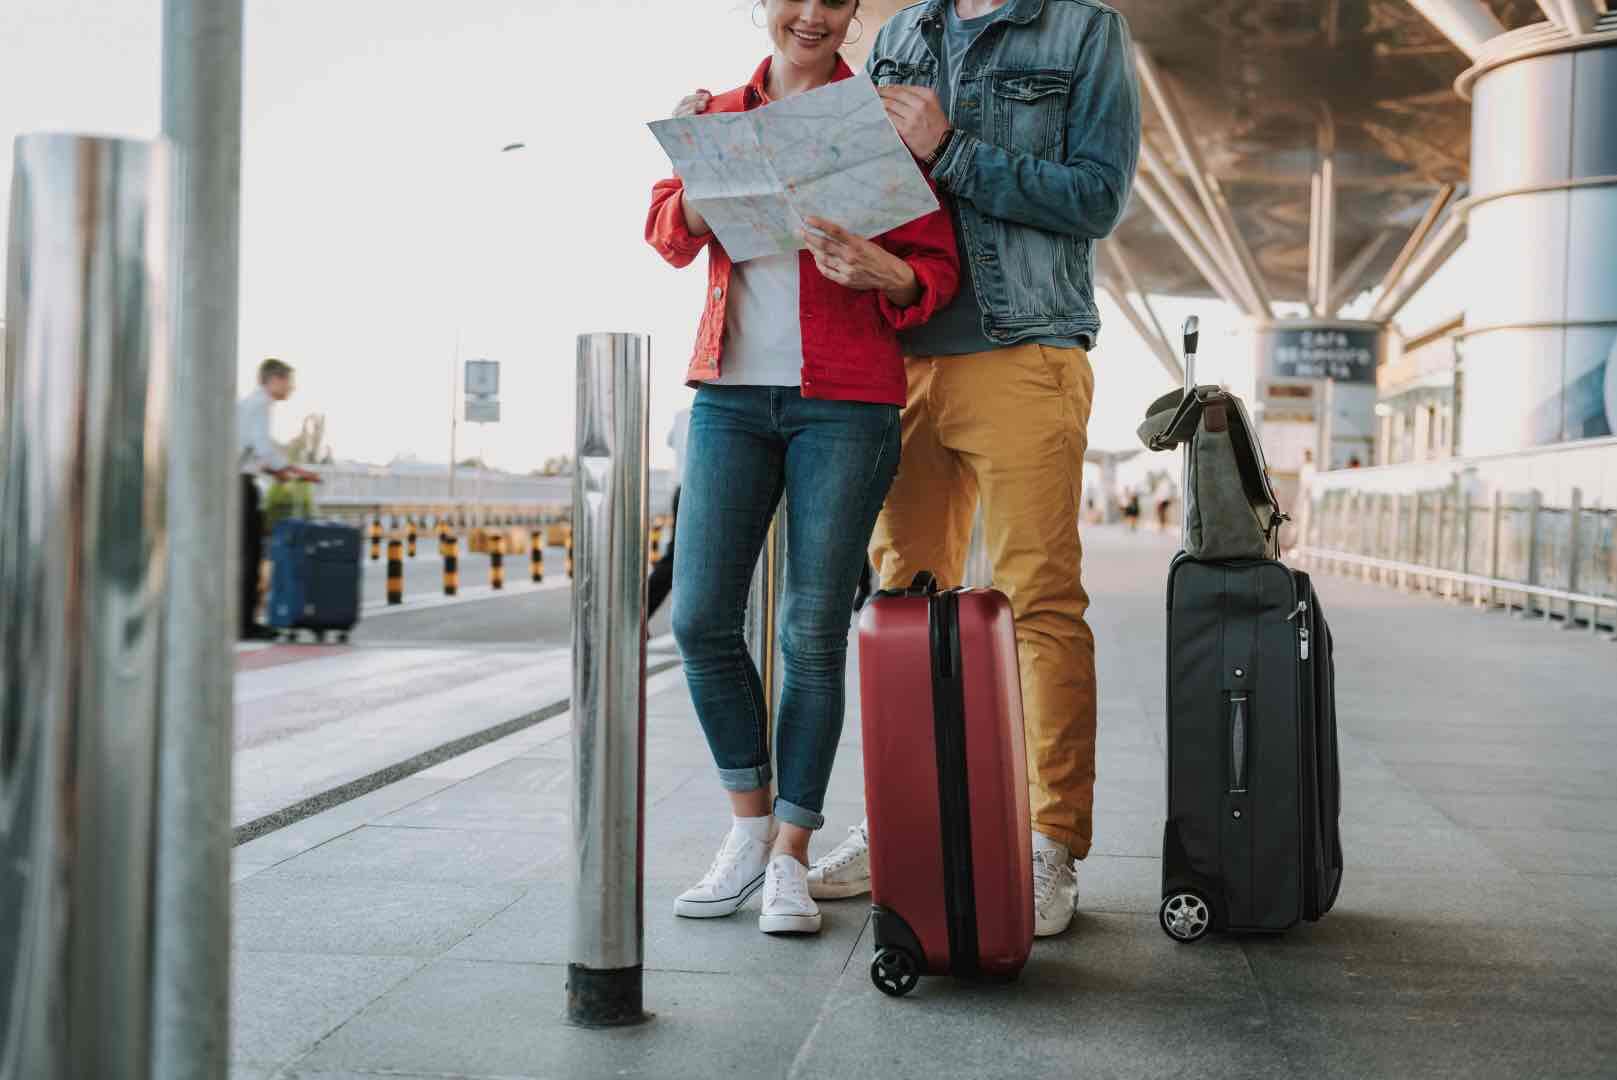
left=708, top=253, right=803, bottom=388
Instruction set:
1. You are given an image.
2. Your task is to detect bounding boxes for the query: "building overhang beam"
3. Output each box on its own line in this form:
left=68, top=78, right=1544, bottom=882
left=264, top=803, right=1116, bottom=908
left=1405, top=0, right=1509, bottom=59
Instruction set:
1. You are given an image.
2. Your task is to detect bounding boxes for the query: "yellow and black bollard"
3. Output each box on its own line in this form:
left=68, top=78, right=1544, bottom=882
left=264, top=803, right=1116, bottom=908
left=406, top=518, right=417, bottom=558
left=648, top=521, right=662, bottom=567
left=531, top=532, right=544, bottom=583
left=368, top=518, right=382, bottom=561
left=386, top=538, right=404, bottom=605
left=442, top=534, right=459, bottom=596
left=566, top=533, right=575, bottom=579
left=490, top=535, right=506, bottom=591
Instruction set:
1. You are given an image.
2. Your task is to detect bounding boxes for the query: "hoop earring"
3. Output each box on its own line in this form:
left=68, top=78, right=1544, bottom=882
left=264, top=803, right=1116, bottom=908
left=751, top=1, right=766, bottom=29
left=846, top=16, right=864, bottom=44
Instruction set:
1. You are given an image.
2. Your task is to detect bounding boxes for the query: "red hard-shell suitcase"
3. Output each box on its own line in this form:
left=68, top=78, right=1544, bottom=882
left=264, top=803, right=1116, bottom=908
left=857, top=572, right=1033, bottom=997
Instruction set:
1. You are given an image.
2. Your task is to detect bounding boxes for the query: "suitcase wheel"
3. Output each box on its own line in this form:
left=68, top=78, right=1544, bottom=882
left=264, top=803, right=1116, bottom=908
left=1159, top=891, right=1212, bottom=944
left=871, top=948, right=920, bottom=998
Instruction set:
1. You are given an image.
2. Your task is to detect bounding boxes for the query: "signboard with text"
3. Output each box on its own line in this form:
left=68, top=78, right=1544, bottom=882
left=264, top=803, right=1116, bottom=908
left=1268, top=327, right=1379, bottom=383
left=464, top=358, right=500, bottom=423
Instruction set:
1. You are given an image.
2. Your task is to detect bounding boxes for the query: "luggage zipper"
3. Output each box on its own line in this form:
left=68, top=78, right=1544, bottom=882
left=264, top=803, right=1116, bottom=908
left=1286, top=600, right=1310, bottom=661
left=929, top=591, right=980, bottom=978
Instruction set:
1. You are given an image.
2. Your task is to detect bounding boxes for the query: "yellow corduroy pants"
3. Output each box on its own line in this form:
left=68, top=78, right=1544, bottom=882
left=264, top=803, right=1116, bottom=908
left=869, top=343, right=1098, bottom=857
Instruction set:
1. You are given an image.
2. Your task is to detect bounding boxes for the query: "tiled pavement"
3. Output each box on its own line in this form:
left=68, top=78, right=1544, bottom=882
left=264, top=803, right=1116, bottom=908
left=230, top=526, right=1617, bottom=1079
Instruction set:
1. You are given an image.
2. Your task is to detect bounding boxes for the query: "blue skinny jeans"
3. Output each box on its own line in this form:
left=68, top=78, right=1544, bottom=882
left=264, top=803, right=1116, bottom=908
left=671, top=385, right=900, bottom=830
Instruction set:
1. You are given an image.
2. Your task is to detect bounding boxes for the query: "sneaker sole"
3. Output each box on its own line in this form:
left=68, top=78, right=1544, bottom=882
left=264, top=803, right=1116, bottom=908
left=758, top=912, right=823, bottom=934
left=806, top=877, right=871, bottom=900
left=673, top=870, right=766, bottom=919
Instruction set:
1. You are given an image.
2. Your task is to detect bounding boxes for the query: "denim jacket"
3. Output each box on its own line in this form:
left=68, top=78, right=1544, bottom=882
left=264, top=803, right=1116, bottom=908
left=867, top=0, right=1140, bottom=346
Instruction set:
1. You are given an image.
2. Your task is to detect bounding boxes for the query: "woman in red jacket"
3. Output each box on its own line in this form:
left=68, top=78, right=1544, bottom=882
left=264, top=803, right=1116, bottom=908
left=647, top=0, right=958, bottom=938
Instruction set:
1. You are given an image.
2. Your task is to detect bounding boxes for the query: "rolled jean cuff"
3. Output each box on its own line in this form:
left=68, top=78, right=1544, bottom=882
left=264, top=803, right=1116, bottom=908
left=716, top=763, right=772, bottom=793
left=773, top=797, right=825, bottom=831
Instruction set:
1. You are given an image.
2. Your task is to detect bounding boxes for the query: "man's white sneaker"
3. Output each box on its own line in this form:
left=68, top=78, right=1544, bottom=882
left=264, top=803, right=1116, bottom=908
left=807, top=822, right=871, bottom=900
left=758, top=855, right=823, bottom=935
left=674, top=824, right=773, bottom=919
left=1032, top=844, right=1079, bottom=938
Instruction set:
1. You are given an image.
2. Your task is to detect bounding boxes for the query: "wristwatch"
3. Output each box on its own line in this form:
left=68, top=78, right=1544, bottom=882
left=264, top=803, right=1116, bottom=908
left=924, top=127, right=956, bottom=169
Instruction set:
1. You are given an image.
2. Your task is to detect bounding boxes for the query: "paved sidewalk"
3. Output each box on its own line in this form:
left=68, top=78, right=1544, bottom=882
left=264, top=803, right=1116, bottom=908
left=230, top=527, right=1617, bottom=1079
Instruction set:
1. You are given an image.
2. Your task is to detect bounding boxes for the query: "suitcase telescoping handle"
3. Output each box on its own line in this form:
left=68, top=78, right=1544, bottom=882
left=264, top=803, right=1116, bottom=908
left=1180, top=316, right=1198, bottom=552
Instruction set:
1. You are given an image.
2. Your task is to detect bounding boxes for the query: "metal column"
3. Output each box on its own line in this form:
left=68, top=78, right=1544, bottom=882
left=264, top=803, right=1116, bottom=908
left=568, top=332, right=651, bottom=1027
left=1, top=134, right=174, bottom=1080
left=152, top=4, right=244, bottom=1077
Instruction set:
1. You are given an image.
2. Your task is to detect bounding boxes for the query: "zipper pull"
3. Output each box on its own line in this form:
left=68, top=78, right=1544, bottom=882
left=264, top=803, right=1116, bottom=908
left=1299, top=625, right=1311, bottom=661
left=1285, top=600, right=1308, bottom=622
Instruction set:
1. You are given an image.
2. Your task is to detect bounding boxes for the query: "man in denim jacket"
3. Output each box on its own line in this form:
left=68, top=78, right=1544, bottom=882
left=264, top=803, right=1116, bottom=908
left=807, top=0, right=1140, bottom=938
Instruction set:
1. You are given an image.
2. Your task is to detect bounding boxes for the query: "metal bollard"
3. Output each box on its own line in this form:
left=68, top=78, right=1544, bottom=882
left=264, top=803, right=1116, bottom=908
left=1, top=134, right=173, bottom=1080
left=442, top=534, right=459, bottom=597
left=533, top=532, right=545, bottom=583
left=568, top=331, right=650, bottom=1028
left=491, top=535, right=505, bottom=591
left=387, top=539, right=405, bottom=605
left=369, top=518, right=382, bottom=561
left=407, top=518, right=417, bottom=558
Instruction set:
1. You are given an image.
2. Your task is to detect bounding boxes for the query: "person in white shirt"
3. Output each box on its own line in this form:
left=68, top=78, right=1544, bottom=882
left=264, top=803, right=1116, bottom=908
left=238, top=358, right=320, bottom=639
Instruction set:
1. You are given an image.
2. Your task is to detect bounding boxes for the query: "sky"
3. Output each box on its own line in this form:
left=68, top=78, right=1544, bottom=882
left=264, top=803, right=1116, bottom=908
left=0, top=0, right=1464, bottom=472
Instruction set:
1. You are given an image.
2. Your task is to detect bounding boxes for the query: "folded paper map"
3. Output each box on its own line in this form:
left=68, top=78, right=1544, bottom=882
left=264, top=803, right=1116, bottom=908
left=649, top=74, right=939, bottom=263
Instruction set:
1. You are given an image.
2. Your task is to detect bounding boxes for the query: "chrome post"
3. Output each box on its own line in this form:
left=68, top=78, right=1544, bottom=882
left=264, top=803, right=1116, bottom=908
left=1565, top=487, right=1583, bottom=630
left=568, top=332, right=650, bottom=1028
left=152, top=4, right=244, bottom=1076
left=1, top=134, right=174, bottom=1080
left=746, top=501, right=789, bottom=778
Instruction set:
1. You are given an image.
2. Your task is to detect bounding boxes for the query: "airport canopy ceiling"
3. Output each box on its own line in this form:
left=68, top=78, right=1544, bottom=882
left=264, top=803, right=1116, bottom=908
left=858, top=0, right=1548, bottom=307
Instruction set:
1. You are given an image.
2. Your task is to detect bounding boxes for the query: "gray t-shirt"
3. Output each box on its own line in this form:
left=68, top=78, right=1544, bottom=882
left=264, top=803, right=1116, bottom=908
left=709, top=253, right=803, bottom=387
left=899, top=2, right=1088, bottom=358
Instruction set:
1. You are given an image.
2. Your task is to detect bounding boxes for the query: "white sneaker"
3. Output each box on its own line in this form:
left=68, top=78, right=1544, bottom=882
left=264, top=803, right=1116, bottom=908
left=1032, top=839, right=1079, bottom=938
left=758, top=855, right=823, bottom=935
left=807, top=822, right=871, bottom=900
left=674, top=823, right=774, bottom=919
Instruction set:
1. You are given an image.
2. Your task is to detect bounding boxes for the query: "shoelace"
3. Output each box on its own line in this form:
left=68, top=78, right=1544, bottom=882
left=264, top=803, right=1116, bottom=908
left=817, top=825, right=867, bottom=872
left=1032, top=849, right=1064, bottom=908
left=770, top=861, right=811, bottom=907
left=697, top=834, right=750, bottom=889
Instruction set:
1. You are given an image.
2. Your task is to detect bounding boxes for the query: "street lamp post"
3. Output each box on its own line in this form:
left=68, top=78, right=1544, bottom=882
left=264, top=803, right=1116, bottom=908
left=447, top=141, right=526, bottom=506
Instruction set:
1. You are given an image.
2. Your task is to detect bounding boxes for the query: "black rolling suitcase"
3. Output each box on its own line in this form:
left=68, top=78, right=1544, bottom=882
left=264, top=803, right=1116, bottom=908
left=266, top=519, right=363, bottom=643
left=1149, top=319, right=1343, bottom=943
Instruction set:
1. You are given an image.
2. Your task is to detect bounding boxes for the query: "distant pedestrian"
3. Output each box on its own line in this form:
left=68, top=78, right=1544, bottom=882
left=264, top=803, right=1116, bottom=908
left=647, top=407, right=691, bottom=619
left=1124, top=492, right=1141, bottom=531
left=238, top=359, right=320, bottom=640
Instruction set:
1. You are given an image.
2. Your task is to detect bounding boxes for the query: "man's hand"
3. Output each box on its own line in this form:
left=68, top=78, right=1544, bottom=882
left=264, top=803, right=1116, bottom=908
left=801, top=217, right=921, bottom=307
left=878, top=86, right=950, bottom=161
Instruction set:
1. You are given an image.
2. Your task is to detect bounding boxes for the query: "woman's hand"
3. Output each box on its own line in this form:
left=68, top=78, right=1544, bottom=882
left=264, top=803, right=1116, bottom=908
left=673, top=91, right=715, bottom=235
left=801, top=217, right=921, bottom=306
left=672, top=90, right=713, bottom=119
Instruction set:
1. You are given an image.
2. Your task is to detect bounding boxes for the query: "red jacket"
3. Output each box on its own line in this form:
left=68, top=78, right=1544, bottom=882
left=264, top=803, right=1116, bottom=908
left=646, top=56, right=959, bottom=407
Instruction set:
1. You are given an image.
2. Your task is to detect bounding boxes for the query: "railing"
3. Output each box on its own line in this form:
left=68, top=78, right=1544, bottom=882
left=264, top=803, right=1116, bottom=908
left=1292, top=443, right=1617, bottom=636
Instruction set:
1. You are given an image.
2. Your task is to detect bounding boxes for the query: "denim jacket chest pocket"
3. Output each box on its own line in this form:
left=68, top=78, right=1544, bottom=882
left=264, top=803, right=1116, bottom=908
left=990, top=72, right=1069, bottom=159
left=869, top=57, right=938, bottom=90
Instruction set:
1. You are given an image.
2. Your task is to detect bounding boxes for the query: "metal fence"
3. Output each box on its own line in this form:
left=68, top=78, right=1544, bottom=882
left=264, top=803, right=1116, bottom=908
left=1296, top=480, right=1617, bottom=634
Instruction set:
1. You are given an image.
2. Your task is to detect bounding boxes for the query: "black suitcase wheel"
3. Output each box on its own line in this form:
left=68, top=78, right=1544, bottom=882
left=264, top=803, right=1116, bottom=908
left=1159, top=891, right=1212, bottom=944
left=871, top=948, right=919, bottom=997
